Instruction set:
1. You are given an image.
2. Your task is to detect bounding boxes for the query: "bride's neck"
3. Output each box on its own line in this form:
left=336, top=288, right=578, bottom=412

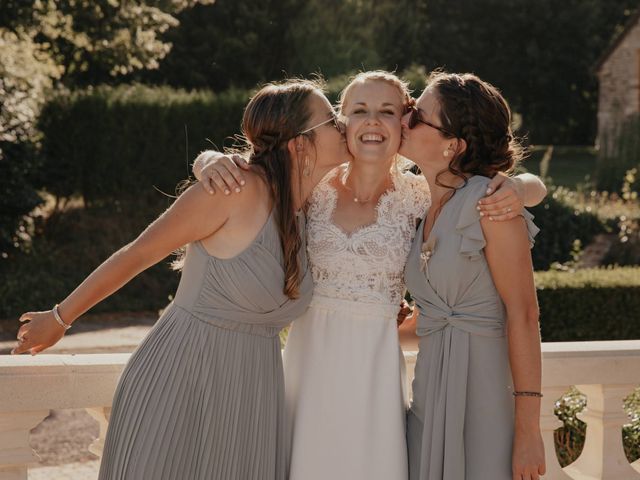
left=343, top=157, right=394, bottom=195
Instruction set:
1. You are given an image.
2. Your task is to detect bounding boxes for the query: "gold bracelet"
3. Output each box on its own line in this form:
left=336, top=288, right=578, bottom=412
left=513, top=390, right=543, bottom=398
left=53, top=304, right=72, bottom=330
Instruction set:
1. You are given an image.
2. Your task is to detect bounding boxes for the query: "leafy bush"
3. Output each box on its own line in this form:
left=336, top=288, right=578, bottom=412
left=553, top=387, right=640, bottom=466
left=0, top=29, right=58, bottom=257
left=0, top=197, right=179, bottom=325
left=529, top=186, right=606, bottom=270
left=0, top=142, right=43, bottom=256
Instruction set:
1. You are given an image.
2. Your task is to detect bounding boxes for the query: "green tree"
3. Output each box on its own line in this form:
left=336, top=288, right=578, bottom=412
left=404, top=0, right=638, bottom=144
left=0, top=0, right=214, bottom=258
left=144, top=0, right=301, bottom=90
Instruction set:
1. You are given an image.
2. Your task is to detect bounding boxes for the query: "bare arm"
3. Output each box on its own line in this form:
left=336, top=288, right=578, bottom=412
left=13, top=183, right=230, bottom=354
left=481, top=215, right=545, bottom=479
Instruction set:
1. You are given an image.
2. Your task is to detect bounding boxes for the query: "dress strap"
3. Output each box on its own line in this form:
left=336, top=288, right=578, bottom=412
left=308, top=168, right=340, bottom=222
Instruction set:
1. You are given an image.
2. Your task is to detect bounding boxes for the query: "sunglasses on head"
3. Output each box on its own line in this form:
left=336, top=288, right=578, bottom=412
left=406, top=105, right=454, bottom=136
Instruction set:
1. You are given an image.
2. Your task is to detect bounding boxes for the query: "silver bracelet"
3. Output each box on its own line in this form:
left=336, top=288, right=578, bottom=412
left=53, top=304, right=72, bottom=330
left=513, top=390, right=543, bottom=398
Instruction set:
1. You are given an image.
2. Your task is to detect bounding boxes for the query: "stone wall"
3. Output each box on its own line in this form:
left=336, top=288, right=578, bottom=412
left=597, top=18, right=640, bottom=148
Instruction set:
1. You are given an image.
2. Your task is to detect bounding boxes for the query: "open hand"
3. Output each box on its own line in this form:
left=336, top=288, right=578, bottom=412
left=194, top=151, right=250, bottom=195
left=11, top=310, right=67, bottom=355
left=512, top=428, right=546, bottom=480
left=397, top=299, right=414, bottom=327
left=478, top=173, right=525, bottom=221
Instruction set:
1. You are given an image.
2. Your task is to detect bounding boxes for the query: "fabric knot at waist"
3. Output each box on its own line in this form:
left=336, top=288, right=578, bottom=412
left=416, top=300, right=505, bottom=338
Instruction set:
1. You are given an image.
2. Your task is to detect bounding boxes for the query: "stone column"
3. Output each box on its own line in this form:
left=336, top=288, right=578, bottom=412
left=564, top=384, right=640, bottom=480
left=0, top=410, right=50, bottom=480
left=86, top=406, right=112, bottom=458
left=540, top=386, right=574, bottom=479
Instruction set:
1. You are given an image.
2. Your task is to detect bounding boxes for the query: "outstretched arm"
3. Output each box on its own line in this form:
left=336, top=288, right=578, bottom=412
left=13, top=183, right=229, bottom=355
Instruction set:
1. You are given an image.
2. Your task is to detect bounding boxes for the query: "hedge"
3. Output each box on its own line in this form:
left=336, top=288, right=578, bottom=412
left=534, top=267, right=640, bottom=341
left=38, top=84, right=248, bottom=204
left=0, top=199, right=179, bottom=329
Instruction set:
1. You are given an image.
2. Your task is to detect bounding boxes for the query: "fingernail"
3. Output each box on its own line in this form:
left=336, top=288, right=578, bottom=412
left=224, top=190, right=230, bottom=195
left=476, top=206, right=481, bottom=211
left=478, top=200, right=483, bottom=205
left=489, top=216, right=494, bottom=221
left=235, top=188, right=241, bottom=193
left=240, top=180, right=245, bottom=185
left=208, top=190, right=214, bottom=195
left=486, top=188, right=492, bottom=194
left=479, top=212, right=484, bottom=217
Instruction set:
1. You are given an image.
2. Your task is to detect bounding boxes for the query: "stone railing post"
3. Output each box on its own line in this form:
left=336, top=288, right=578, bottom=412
left=540, top=386, right=574, bottom=479
left=0, top=353, right=128, bottom=478
left=86, top=407, right=112, bottom=458
left=0, top=410, right=50, bottom=480
left=564, top=384, right=640, bottom=480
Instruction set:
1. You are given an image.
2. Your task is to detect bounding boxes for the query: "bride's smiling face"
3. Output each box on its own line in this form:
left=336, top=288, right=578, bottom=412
left=340, top=81, right=404, bottom=167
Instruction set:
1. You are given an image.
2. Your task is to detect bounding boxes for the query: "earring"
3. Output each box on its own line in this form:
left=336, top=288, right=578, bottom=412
left=443, top=150, right=450, bottom=158
left=303, top=155, right=312, bottom=177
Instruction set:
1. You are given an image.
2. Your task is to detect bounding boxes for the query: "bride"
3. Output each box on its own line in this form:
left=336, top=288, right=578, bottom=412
left=194, top=71, right=547, bottom=479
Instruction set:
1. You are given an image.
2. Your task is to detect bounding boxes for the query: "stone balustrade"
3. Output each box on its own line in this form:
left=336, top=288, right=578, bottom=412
left=1, top=341, right=639, bottom=480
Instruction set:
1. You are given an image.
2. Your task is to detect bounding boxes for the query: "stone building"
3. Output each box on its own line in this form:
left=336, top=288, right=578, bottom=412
left=595, top=9, right=640, bottom=148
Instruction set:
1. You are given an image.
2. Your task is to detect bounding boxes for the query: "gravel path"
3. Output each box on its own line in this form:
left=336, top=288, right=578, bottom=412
left=30, top=409, right=100, bottom=466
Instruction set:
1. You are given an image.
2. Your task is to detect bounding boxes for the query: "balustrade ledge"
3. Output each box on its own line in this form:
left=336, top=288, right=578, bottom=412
left=0, top=341, right=638, bottom=480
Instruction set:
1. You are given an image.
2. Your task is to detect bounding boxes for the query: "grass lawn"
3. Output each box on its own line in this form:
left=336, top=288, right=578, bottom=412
left=522, top=145, right=598, bottom=189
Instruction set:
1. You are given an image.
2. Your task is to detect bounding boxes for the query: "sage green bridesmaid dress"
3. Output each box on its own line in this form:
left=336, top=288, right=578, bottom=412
left=404, top=176, right=539, bottom=480
left=98, top=210, right=312, bottom=480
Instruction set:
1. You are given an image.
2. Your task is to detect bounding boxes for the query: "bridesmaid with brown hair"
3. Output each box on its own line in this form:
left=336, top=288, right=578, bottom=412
left=12, top=79, right=351, bottom=480
left=399, top=72, right=546, bottom=480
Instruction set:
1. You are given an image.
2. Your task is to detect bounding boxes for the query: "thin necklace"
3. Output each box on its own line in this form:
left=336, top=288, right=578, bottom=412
left=341, top=171, right=392, bottom=203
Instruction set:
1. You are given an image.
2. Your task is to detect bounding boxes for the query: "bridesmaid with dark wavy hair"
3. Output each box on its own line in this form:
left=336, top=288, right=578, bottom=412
left=12, top=79, right=351, bottom=480
left=399, top=72, right=546, bottom=480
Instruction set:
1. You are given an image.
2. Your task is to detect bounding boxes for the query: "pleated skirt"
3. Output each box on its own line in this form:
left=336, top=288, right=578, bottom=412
left=98, top=303, right=287, bottom=480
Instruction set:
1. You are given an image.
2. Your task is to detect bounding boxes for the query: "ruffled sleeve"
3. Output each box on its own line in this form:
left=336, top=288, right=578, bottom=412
left=455, top=176, right=540, bottom=260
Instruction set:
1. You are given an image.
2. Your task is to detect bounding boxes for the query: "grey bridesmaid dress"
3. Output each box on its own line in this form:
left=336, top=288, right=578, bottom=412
left=404, top=176, right=539, bottom=480
left=98, top=210, right=313, bottom=480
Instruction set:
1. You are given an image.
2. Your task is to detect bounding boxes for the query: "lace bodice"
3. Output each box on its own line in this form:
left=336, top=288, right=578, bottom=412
left=306, top=167, right=431, bottom=305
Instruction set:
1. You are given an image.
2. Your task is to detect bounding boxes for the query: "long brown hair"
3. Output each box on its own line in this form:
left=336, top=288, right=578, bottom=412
left=242, top=79, right=323, bottom=299
left=427, top=71, right=524, bottom=193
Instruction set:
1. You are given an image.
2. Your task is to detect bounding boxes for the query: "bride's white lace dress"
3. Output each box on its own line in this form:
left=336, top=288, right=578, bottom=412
left=283, top=166, right=431, bottom=480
